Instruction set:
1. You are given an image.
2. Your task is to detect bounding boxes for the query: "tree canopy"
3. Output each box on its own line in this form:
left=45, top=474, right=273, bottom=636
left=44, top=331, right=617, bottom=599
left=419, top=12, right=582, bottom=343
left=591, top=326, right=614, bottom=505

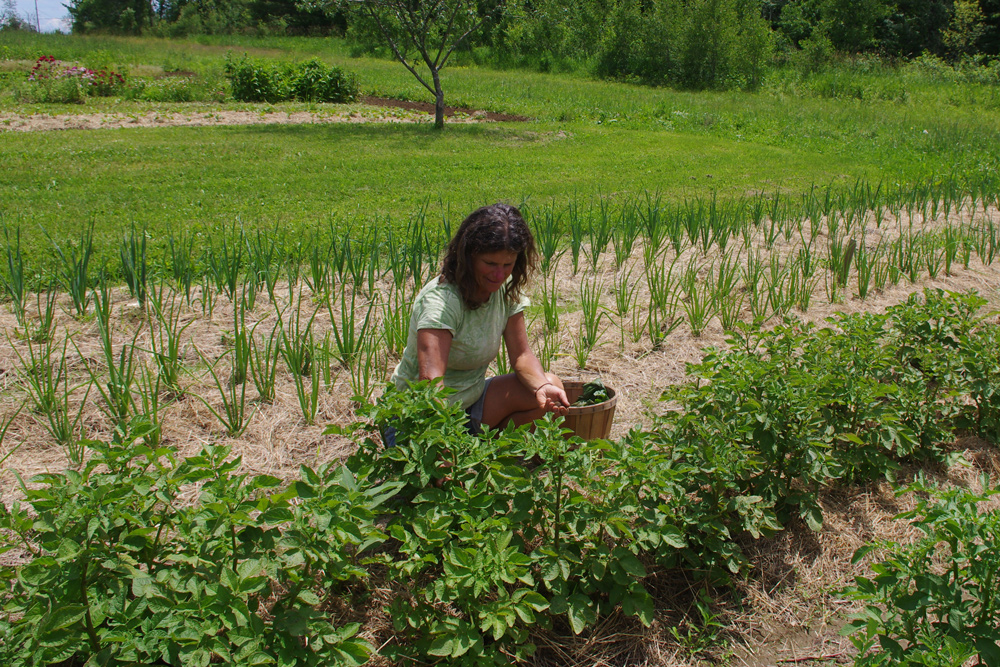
left=303, top=0, right=502, bottom=127
left=56, top=0, right=1000, bottom=90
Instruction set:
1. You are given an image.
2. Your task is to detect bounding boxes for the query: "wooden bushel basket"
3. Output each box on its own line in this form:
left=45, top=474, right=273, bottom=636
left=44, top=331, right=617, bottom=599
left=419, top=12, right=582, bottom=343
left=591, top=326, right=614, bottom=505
left=561, top=380, right=617, bottom=441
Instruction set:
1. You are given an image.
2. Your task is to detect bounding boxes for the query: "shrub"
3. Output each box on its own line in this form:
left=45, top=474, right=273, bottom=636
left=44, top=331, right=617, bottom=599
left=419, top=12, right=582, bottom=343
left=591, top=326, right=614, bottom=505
left=224, top=53, right=358, bottom=104
left=593, top=0, right=774, bottom=90
left=291, top=57, right=359, bottom=103
left=225, top=53, right=292, bottom=103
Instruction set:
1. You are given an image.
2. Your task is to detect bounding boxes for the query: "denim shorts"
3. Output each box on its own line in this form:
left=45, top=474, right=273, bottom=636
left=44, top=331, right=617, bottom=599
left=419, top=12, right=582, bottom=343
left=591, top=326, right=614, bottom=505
left=382, top=377, right=493, bottom=448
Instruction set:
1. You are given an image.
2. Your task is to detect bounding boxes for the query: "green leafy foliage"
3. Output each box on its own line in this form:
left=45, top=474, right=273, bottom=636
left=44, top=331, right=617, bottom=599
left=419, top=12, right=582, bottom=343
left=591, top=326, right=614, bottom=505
left=571, top=378, right=610, bottom=406
left=841, top=476, right=1000, bottom=667
left=290, top=57, right=360, bottom=103
left=345, top=383, right=676, bottom=661
left=0, top=417, right=383, bottom=667
left=224, top=53, right=358, bottom=103
left=662, top=289, right=997, bottom=530
left=344, top=380, right=784, bottom=661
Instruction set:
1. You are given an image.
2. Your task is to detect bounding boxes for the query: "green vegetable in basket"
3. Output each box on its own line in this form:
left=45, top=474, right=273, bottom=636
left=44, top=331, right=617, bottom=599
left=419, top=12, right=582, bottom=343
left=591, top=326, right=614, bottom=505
left=572, top=379, right=610, bottom=406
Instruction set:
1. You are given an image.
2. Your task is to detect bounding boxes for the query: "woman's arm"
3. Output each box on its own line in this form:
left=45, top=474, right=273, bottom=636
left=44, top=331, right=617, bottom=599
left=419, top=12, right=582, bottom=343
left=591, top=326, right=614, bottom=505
left=417, top=328, right=453, bottom=384
left=503, top=312, right=569, bottom=412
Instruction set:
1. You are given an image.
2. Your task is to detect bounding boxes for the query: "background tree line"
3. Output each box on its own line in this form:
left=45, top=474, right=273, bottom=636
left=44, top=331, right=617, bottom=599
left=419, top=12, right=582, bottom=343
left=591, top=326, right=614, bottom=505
left=0, top=0, right=38, bottom=31
left=9, top=0, right=1000, bottom=90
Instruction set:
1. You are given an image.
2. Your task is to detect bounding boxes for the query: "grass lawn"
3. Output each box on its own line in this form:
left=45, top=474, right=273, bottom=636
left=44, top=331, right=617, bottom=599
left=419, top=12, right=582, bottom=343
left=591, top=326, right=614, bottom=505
left=2, top=121, right=863, bottom=257
left=2, top=32, right=1000, bottom=269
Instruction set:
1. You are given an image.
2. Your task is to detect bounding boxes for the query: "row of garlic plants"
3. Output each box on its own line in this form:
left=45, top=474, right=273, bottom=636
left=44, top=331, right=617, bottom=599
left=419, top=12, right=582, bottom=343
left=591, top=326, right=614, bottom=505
left=1, top=174, right=999, bottom=462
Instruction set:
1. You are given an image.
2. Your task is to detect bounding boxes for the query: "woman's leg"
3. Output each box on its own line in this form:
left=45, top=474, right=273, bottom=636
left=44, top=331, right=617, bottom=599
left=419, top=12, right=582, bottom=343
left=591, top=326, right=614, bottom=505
left=480, top=372, right=565, bottom=430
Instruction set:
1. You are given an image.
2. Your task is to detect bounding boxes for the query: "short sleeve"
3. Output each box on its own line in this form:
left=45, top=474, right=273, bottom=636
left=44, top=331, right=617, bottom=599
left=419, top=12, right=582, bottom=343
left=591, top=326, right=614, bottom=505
left=413, top=282, right=463, bottom=334
left=508, top=292, right=530, bottom=318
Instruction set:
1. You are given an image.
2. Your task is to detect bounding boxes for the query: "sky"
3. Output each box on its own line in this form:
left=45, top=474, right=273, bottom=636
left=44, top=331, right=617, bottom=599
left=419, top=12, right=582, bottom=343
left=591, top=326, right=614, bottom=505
left=11, top=0, right=71, bottom=32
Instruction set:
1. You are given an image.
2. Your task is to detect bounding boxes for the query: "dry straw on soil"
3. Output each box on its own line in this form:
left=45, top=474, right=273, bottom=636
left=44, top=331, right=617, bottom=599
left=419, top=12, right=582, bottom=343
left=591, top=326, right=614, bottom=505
left=0, top=96, right=529, bottom=132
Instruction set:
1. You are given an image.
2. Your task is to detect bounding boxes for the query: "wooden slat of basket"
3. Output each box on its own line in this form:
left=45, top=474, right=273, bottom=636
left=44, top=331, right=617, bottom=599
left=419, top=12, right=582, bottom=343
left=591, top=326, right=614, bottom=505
left=561, top=380, right=617, bottom=440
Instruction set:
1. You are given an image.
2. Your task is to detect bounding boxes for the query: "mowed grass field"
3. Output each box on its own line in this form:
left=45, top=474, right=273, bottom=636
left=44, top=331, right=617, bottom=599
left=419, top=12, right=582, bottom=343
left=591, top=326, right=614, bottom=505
left=3, top=32, right=1000, bottom=271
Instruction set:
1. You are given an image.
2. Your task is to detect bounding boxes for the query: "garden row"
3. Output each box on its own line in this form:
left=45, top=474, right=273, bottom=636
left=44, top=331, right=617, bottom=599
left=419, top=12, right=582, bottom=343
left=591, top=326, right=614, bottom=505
left=2, top=288, right=998, bottom=666
left=8, top=171, right=1000, bottom=298
left=2, top=173, right=999, bottom=465
left=1, top=53, right=358, bottom=104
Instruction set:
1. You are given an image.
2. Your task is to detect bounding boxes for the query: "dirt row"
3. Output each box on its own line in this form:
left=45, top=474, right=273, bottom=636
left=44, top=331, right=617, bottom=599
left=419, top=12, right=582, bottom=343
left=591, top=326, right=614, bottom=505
left=0, top=95, right=529, bottom=132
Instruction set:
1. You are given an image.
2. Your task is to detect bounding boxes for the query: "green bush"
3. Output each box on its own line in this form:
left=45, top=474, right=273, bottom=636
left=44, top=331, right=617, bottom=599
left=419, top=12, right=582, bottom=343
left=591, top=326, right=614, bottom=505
left=224, top=53, right=358, bottom=103
left=291, top=57, right=359, bottom=103
left=224, top=53, right=292, bottom=103
left=593, top=0, right=774, bottom=90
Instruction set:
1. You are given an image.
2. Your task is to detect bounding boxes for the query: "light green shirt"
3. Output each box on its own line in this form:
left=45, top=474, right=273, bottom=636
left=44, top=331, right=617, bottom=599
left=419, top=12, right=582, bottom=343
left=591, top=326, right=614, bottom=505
left=391, top=277, right=528, bottom=409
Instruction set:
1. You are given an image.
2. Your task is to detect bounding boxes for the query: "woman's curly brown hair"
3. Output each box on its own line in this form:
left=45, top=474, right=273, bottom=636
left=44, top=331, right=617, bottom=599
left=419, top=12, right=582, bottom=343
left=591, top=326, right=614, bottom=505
left=440, top=203, right=537, bottom=310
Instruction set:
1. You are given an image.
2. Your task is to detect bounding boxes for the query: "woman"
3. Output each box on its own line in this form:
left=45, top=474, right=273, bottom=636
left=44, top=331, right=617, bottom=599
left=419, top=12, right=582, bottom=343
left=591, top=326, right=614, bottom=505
left=389, top=203, right=569, bottom=436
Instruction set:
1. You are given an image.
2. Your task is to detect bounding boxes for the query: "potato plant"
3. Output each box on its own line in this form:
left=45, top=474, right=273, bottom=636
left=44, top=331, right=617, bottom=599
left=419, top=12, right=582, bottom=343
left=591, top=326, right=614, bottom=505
left=0, top=418, right=386, bottom=667
left=841, top=476, right=1000, bottom=667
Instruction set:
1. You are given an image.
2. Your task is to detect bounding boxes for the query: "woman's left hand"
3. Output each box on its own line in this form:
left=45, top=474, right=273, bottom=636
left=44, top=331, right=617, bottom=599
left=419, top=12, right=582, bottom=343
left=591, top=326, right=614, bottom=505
left=536, top=383, right=570, bottom=416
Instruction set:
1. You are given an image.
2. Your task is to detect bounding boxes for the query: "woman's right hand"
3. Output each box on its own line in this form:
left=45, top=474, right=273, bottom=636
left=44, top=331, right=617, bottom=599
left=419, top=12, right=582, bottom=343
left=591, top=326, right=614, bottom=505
left=536, top=382, right=570, bottom=416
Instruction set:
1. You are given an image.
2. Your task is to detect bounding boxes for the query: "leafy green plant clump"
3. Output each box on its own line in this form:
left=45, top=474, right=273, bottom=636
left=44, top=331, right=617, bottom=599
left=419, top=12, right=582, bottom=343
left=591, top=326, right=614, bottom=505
left=841, top=477, right=1000, bottom=667
left=572, top=378, right=610, bottom=406
left=0, top=418, right=385, bottom=667
left=224, top=53, right=359, bottom=104
left=663, top=288, right=999, bottom=530
left=348, top=381, right=775, bottom=662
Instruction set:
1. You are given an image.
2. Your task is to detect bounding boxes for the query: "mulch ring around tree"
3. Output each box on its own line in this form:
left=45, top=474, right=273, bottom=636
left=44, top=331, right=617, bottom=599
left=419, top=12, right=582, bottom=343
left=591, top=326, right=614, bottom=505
left=361, top=95, right=530, bottom=122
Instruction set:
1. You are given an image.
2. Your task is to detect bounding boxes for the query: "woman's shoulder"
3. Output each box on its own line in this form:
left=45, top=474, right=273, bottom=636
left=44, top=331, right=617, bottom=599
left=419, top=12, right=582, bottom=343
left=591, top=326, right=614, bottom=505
left=414, top=277, right=466, bottom=317
left=416, top=276, right=461, bottom=302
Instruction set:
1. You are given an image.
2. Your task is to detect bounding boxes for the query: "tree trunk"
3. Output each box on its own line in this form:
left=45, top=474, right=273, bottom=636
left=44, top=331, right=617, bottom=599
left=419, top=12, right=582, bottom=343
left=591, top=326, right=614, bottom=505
left=432, top=69, right=445, bottom=130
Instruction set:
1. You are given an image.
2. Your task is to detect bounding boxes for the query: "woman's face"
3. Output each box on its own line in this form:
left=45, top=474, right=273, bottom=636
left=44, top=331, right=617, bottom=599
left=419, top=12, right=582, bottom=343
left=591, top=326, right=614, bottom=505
left=472, top=250, right=518, bottom=301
